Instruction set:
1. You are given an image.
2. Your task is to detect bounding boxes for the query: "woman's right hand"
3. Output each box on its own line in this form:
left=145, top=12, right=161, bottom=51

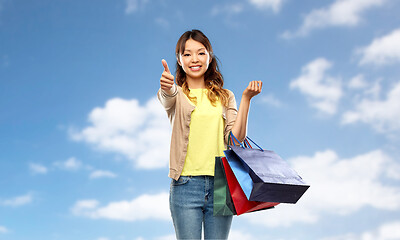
left=160, top=59, right=175, bottom=94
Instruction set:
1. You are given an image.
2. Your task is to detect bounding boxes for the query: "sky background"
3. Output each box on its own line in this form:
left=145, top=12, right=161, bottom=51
left=1, top=0, right=400, bottom=239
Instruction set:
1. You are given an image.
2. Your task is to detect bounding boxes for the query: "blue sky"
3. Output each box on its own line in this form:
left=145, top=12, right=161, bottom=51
left=1, top=0, right=400, bottom=239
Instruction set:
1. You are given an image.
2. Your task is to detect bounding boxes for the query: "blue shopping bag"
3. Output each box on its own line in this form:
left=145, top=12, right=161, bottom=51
left=224, top=132, right=309, bottom=204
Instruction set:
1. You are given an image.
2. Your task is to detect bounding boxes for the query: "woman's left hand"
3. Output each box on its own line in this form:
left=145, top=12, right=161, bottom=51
left=242, top=80, right=263, bottom=100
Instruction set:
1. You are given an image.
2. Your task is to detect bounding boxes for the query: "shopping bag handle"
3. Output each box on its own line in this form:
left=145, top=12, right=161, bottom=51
left=244, top=138, right=252, bottom=148
left=246, top=136, right=263, bottom=152
left=229, top=131, right=244, bottom=148
left=229, top=132, right=264, bottom=151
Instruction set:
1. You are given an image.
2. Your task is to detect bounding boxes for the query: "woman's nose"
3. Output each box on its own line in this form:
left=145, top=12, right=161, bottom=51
left=191, top=55, right=199, bottom=62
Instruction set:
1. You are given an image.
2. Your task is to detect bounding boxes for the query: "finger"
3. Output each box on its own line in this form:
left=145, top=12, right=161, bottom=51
left=246, top=82, right=251, bottom=90
left=162, top=59, right=170, bottom=73
left=161, top=82, right=173, bottom=89
left=160, top=78, right=174, bottom=85
left=160, top=79, right=173, bottom=88
left=257, top=81, right=262, bottom=92
left=251, top=81, right=256, bottom=91
left=161, top=73, right=173, bottom=81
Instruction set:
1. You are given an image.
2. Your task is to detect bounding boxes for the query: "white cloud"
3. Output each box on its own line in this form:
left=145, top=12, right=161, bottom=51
left=348, top=74, right=368, bottom=89
left=89, top=170, right=117, bottom=179
left=357, top=28, right=400, bottom=66
left=322, top=221, right=400, bottom=240
left=342, top=81, right=400, bottom=133
left=290, top=58, right=342, bottom=115
left=71, top=199, right=99, bottom=214
left=154, top=17, right=169, bottom=29
left=0, top=226, right=8, bottom=233
left=154, top=234, right=175, bottom=240
left=29, top=163, right=48, bottom=175
left=211, top=3, right=244, bottom=16
left=245, top=149, right=400, bottom=227
left=125, top=0, right=149, bottom=14
left=282, top=0, right=386, bottom=38
left=228, top=229, right=255, bottom=240
left=70, top=97, right=170, bottom=169
left=248, top=0, right=284, bottom=12
left=259, top=93, right=282, bottom=107
left=71, top=192, right=170, bottom=221
left=0, top=193, right=33, bottom=207
left=54, top=157, right=82, bottom=171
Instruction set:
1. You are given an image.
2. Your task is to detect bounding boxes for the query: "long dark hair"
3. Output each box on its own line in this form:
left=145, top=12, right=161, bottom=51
left=175, top=29, right=229, bottom=107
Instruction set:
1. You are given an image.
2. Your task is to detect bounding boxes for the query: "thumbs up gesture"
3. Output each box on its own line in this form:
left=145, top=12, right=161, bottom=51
left=160, top=59, right=175, bottom=94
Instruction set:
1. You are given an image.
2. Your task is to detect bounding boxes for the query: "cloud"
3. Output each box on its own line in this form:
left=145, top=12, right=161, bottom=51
left=70, top=97, right=170, bottom=169
left=54, top=157, right=82, bottom=171
left=290, top=58, right=342, bottom=115
left=89, top=170, right=117, bottom=179
left=154, top=17, right=169, bottom=29
left=357, top=28, right=400, bottom=66
left=154, top=234, right=175, bottom=240
left=342, top=81, right=400, bottom=133
left=211, top=3, right=244, bottom=16
left=348, top=74, right=368, bottom=89
left=29, top=163, right=48, bottom=175
left=71, top=192, right=170, bottom=221
left=0, top=226, right=8, bottom=234
left=228, top=230, right=256, bottom=240
left=0, top=193, right=33, bottom=207
left=248, top=0, right=284, bottom=12
left=211, top=0, right=282, bottom=17
left=244, top=149, right=400, bottom=227
left=259, top=93, right=283, bottom=107
left=321, top=221, right=400, bottom=240
left=282, top=0, right=386, bottom=38
left=125, top=0, right=149, bottom=14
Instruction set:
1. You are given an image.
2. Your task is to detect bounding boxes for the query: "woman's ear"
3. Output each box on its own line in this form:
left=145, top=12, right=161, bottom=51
left=176, top=56, right=182, bottom=66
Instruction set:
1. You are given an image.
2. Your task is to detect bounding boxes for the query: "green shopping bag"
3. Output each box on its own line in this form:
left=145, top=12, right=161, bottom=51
left=213, top=157, right=237, bottom=216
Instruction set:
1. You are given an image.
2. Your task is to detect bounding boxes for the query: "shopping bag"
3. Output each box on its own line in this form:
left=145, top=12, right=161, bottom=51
left=224, top=149, right=254, bottom=200
left=213, top=157, right=236, bottom=216
left=221, top=157, right=278, bottom=215
left=225, top=132, right=310, bottom=204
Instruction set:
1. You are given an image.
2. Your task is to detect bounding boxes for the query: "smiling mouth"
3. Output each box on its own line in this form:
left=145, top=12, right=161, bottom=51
left=189, top=66, right=201, bottom=71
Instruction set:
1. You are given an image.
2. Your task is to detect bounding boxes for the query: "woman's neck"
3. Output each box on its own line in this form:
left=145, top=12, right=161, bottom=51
left=186, top=76, right=206, bottom=89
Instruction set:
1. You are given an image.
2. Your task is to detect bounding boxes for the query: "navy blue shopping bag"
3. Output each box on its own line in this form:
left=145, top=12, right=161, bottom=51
left=224, top=132, right=309, bottom=204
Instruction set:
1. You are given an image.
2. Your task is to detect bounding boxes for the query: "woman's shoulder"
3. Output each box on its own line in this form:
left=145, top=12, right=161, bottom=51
left=224, top=88, right=235, bottom=97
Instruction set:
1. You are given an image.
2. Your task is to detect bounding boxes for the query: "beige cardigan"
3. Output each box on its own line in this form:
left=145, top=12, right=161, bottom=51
left=157, top=85, right=238, bottom=180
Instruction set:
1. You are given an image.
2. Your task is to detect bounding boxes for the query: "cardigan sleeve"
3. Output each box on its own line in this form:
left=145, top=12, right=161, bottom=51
left=224, top=90, right=238, bottom=144
left=157, top=84, right=178, bottom=124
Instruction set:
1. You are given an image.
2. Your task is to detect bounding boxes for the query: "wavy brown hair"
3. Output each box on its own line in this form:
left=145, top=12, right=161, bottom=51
left=175, top=29, right=229, bottom=107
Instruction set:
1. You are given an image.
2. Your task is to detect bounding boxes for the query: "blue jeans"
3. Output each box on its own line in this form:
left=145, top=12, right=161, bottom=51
left=169, top=176, right=233, bottom=239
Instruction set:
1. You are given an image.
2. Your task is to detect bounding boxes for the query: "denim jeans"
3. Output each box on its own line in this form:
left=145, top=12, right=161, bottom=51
left=170, top=176, right=233, bottom=240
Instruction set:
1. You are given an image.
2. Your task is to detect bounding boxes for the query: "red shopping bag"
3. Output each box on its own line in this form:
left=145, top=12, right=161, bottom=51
left=221, top=157, right=279, bottom=215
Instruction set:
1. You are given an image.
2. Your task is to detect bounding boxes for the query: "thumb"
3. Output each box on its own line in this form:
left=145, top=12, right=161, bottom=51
left=162, top=59, right=170, bottom=73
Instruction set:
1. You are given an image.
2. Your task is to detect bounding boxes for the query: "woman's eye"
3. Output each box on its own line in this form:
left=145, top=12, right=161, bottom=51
left=183, top=54, right=190, bottom=57
left=199, top=52, right=206, bottom=55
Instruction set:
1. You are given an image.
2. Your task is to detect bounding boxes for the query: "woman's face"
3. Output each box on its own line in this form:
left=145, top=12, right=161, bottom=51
left=178, top=39, right=211, bottom=80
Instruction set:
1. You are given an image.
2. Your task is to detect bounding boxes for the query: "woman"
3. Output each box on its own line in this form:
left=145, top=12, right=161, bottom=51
left=158, top=29, right=262, bottom=240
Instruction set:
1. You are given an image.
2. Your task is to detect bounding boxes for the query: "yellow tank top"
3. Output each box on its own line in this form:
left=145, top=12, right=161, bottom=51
left=181, top=88, right=225, bottom=176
